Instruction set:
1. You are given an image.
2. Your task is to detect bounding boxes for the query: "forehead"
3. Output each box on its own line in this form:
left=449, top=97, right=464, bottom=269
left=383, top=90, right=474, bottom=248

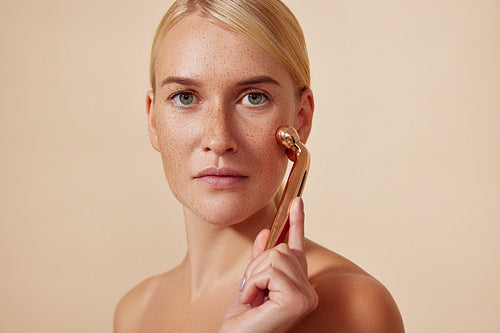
left=154, top=14, right=292, bottom=87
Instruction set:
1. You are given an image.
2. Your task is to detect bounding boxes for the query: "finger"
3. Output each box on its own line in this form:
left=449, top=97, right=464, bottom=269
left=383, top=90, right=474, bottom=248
left=239, top=266, right=298, bottom=305
left=244, top=244, right=309, bottom=291
left=287, top=197, right=306, bottom=272
left=240, top=229, right=270, bottom=292
left=252, top=229, right=270, bottom=259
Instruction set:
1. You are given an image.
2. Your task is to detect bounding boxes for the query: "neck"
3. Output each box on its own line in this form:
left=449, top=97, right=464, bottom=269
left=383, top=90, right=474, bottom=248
left=181, top=202, right=276, bottom=298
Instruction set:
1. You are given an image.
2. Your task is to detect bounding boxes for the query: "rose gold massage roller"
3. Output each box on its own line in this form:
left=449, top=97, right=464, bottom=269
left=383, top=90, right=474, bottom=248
left=265, top=126, right=310, bottom=250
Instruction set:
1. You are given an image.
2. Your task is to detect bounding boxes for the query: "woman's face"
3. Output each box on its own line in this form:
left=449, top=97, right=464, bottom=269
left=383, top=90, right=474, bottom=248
left=147, top=14, right=313, bottom=225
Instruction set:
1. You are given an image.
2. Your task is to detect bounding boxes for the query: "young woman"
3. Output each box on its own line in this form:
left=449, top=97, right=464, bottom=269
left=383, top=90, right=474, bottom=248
left=114, top=1, right=405, bottom=332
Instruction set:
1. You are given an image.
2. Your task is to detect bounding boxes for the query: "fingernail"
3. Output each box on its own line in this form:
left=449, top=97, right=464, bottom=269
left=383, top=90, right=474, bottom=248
left=298, top=197, right=304, bottom=211
left=239, top=276, right=246, bottom=290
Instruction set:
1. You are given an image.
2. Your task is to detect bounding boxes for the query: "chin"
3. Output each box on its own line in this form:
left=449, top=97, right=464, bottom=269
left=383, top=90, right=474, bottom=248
left=189, top=194, right=272, bottom=227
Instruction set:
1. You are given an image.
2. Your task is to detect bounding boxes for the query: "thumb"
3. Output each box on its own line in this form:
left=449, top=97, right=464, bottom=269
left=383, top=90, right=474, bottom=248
left=252, top=229, right=270, bottom=259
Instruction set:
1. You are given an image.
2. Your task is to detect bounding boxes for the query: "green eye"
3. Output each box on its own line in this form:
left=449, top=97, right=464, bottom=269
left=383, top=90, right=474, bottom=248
left=248, top=93, right=262, bottom=105
left=171, top=92, right=195, bottom=106
left=243, top=92, right=267, bottom=105
left=176, top=92, right=194, bottom=105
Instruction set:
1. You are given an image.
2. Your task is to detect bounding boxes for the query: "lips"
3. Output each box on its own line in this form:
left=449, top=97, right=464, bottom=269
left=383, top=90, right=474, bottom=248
left=194, top=167, right=247, bottom=188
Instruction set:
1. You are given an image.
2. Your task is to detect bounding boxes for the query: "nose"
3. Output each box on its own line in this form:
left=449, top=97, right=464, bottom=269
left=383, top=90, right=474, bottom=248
left=201, top=104, right=238, bottom=155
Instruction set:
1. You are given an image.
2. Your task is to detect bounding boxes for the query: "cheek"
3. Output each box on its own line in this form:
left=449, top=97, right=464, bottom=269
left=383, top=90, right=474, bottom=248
left=155, top=115, right=194, bottom=184
left=238, top=119, right=290, bottom=187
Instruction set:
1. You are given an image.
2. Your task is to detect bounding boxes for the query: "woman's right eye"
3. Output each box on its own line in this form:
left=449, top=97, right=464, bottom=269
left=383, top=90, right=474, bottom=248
left=170, top=92, right=197, bottom=106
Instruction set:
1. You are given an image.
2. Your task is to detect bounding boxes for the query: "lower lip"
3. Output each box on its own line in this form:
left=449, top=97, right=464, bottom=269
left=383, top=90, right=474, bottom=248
left=195, top=176, right=247, bottom=189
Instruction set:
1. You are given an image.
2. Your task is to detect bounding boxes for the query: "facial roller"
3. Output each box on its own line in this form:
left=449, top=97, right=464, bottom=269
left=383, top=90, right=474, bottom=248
left=265, top=126, right=311, bottom=250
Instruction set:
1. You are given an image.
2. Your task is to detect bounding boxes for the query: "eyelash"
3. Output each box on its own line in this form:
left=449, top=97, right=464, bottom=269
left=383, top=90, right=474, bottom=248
left=166, top=89, right=271, bottom=107
left=168, top=90, right=198, bottom=107
left=240, top=90, right=271, bottom=106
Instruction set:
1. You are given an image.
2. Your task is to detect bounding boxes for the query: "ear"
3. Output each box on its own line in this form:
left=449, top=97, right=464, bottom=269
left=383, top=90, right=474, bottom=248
left=294, top=88, right=314, bottom=143
left=146, top=90, right=160, bottom=152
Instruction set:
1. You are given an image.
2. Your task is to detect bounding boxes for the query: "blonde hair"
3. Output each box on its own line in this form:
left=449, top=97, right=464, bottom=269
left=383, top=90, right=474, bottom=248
left=149, top=0, right=310, bottom=95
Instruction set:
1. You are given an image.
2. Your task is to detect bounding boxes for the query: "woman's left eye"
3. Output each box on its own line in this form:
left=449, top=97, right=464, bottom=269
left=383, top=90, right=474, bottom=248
left=241, top=92, right=268, bottom=106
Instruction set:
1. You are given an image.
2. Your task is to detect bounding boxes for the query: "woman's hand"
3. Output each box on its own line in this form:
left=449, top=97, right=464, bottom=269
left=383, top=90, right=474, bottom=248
left=219, top=198, right=319, bottom=333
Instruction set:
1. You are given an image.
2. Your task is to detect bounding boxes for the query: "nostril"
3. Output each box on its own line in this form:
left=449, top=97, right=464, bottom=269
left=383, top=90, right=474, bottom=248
left=202, top=136, right=238, bottom=155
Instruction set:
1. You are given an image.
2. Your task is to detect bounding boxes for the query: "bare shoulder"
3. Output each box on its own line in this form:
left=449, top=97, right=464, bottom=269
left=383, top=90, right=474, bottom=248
left=113, top=267, right=184, bottom=333
left=299, top=240, right=405, bottom=333
left=113, top=274, right=163, bottom=333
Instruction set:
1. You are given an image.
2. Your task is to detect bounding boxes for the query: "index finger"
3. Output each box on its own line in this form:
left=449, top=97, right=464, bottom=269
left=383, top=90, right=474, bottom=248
left=287, top=197, right=307, bottom=271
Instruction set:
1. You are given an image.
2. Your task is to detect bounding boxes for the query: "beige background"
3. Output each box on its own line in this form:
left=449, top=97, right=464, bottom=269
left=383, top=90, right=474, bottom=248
left=1, top=0, right=499, bottom=332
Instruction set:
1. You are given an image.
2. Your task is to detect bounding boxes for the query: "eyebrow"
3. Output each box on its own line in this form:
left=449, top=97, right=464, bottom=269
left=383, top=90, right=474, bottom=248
left=235, top=76, right=281, bottom=87
left=160, top=76, right=200, bottom=87
left=159, top=75, right=281, bottom=88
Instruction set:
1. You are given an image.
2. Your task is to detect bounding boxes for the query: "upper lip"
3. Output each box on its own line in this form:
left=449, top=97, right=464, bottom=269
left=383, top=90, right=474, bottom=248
left=195, top=167, right=245, bottom=178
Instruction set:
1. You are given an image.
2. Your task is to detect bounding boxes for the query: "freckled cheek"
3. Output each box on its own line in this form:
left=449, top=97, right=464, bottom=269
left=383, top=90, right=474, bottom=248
left=264, top=145, right=289, bottom=185
left=155, top=118, right=195, bottom=182
left=240, top=125, right=289, bottom=184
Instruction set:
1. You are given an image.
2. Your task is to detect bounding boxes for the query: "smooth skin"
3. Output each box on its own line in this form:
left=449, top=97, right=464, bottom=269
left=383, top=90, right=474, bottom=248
left=114, top=14, right=404, bottom=333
